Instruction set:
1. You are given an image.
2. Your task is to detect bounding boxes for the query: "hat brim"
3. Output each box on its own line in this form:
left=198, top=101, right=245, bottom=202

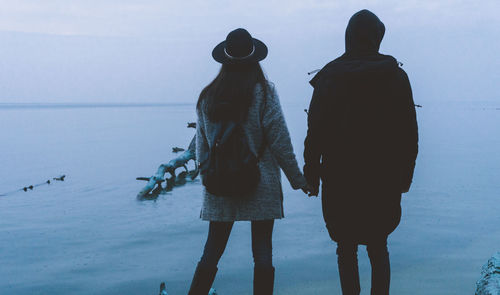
left=212, top=38, right=268, bottom=64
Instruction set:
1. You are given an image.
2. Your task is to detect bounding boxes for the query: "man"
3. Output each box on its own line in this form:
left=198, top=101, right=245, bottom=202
left=303, top=9, right=419, bottom=295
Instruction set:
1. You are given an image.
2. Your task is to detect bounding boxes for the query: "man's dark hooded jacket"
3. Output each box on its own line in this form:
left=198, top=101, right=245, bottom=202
left=304, top=10, right=418, bottom=244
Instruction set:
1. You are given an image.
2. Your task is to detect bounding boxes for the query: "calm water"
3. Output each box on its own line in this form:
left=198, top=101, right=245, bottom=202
left=0, top=102, right=499, bottom=294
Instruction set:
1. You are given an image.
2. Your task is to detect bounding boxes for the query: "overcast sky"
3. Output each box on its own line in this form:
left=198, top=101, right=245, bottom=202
left=0, top=0, right=498, bottom=104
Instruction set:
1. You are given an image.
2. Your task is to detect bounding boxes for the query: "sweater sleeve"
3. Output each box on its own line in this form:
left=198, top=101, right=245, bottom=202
left=262, top=84, right=307, bottom=190
left=196, top=107, right=209, bottom=167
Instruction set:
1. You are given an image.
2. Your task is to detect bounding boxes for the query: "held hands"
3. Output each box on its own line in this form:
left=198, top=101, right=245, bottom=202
left=301, top=183, right=319, bottom=198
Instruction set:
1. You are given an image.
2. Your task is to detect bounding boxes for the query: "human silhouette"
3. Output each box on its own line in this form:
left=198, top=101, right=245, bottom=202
left=304, top=9, right=419, bottom=295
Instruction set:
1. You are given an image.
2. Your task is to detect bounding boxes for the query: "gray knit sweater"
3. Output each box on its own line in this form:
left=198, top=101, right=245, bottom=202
left=196, top=82, right=307, bottom=221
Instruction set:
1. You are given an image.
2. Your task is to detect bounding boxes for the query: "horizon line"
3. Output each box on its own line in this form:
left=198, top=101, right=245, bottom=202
left=0, top=102, right=195, bottom=110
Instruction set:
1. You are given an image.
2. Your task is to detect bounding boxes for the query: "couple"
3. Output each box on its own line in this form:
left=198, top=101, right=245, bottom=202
left=189, top=10, right=418, bottom=295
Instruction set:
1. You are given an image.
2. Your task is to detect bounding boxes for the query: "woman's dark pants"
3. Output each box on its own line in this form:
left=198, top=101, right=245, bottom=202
left=189, top=220, right=275, bottom=295
left=200, top=220, right=274, bottom=267
left=337, top=239, right=391, bottom=295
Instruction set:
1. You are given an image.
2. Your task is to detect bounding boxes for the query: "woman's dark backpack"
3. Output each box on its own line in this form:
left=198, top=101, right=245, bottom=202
left=200, top=120, right=266, bottom=197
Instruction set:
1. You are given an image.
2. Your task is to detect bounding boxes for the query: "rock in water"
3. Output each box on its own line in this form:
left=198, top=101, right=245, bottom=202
left=476, top=252, right=500, bottom=295
left=209, top=288, right=217, bottom=295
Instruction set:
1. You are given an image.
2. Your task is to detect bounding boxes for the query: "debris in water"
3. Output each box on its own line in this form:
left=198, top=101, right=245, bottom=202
left=157, top=282, right=216, bottom=295
left=0, top=174, right=66, bottom=196
left=23, top=185, right=34, bottom=191
left=172, top=147, right=185, bottom=153
left=53, top=175, right=66, bottom=181
left=137, top=123, right=198, bottom=199
left=159, top=282, right=168, bottom=295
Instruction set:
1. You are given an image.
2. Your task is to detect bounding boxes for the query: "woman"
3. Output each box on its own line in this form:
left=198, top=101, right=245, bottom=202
left=189, top=28, right=309, bottom=295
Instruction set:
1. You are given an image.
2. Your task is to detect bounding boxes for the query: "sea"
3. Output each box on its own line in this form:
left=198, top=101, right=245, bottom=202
left=0, top=101, right=499, bottom=294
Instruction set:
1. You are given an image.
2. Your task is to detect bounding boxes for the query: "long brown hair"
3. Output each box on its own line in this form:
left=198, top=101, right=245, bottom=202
left=197, top=62, right=268, bottom=122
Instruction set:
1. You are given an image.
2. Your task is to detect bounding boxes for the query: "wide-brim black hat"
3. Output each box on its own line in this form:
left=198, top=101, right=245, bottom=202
left=212, top=28, right=268, bottom=64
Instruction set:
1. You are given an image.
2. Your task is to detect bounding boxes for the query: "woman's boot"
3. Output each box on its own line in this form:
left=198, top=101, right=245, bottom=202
left=188, top=263, right=218, bottom=295
left=253, top=265, right=275, bottom=295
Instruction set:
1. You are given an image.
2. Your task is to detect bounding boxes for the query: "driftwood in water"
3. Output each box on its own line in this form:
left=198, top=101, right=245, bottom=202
left=172, top=147, right=185, bottom=153
left=137, top=129, right=198, bottom=199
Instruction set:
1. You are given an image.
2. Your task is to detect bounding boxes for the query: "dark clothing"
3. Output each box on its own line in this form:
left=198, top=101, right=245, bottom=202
left=337, top=239, right=390, bottom=295
left=344, top=9, right=385, bottom=56
left=199, top=220, right=274, bottom=268
left=304, top=9, right=418, bottom=244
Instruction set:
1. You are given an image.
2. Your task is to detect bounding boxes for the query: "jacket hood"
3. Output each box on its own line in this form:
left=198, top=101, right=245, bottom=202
left=309, top=10, right=396, bottom=88
left=345, top=9, right=385, bottom=56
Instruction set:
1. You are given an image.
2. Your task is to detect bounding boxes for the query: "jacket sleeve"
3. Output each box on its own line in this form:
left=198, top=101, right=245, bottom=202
left=262, top=85, right=307, bottom=190
left=196, top=107, right=209, bottom=166
left=303, top=86, right=324, bottom=192
left=397, top=69, right=419, bottom=192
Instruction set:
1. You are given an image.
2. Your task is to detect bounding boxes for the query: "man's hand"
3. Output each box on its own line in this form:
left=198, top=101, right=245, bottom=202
left=301, top=183, right=319, bottom=197
left=308, top=186, right=319, bottom=197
